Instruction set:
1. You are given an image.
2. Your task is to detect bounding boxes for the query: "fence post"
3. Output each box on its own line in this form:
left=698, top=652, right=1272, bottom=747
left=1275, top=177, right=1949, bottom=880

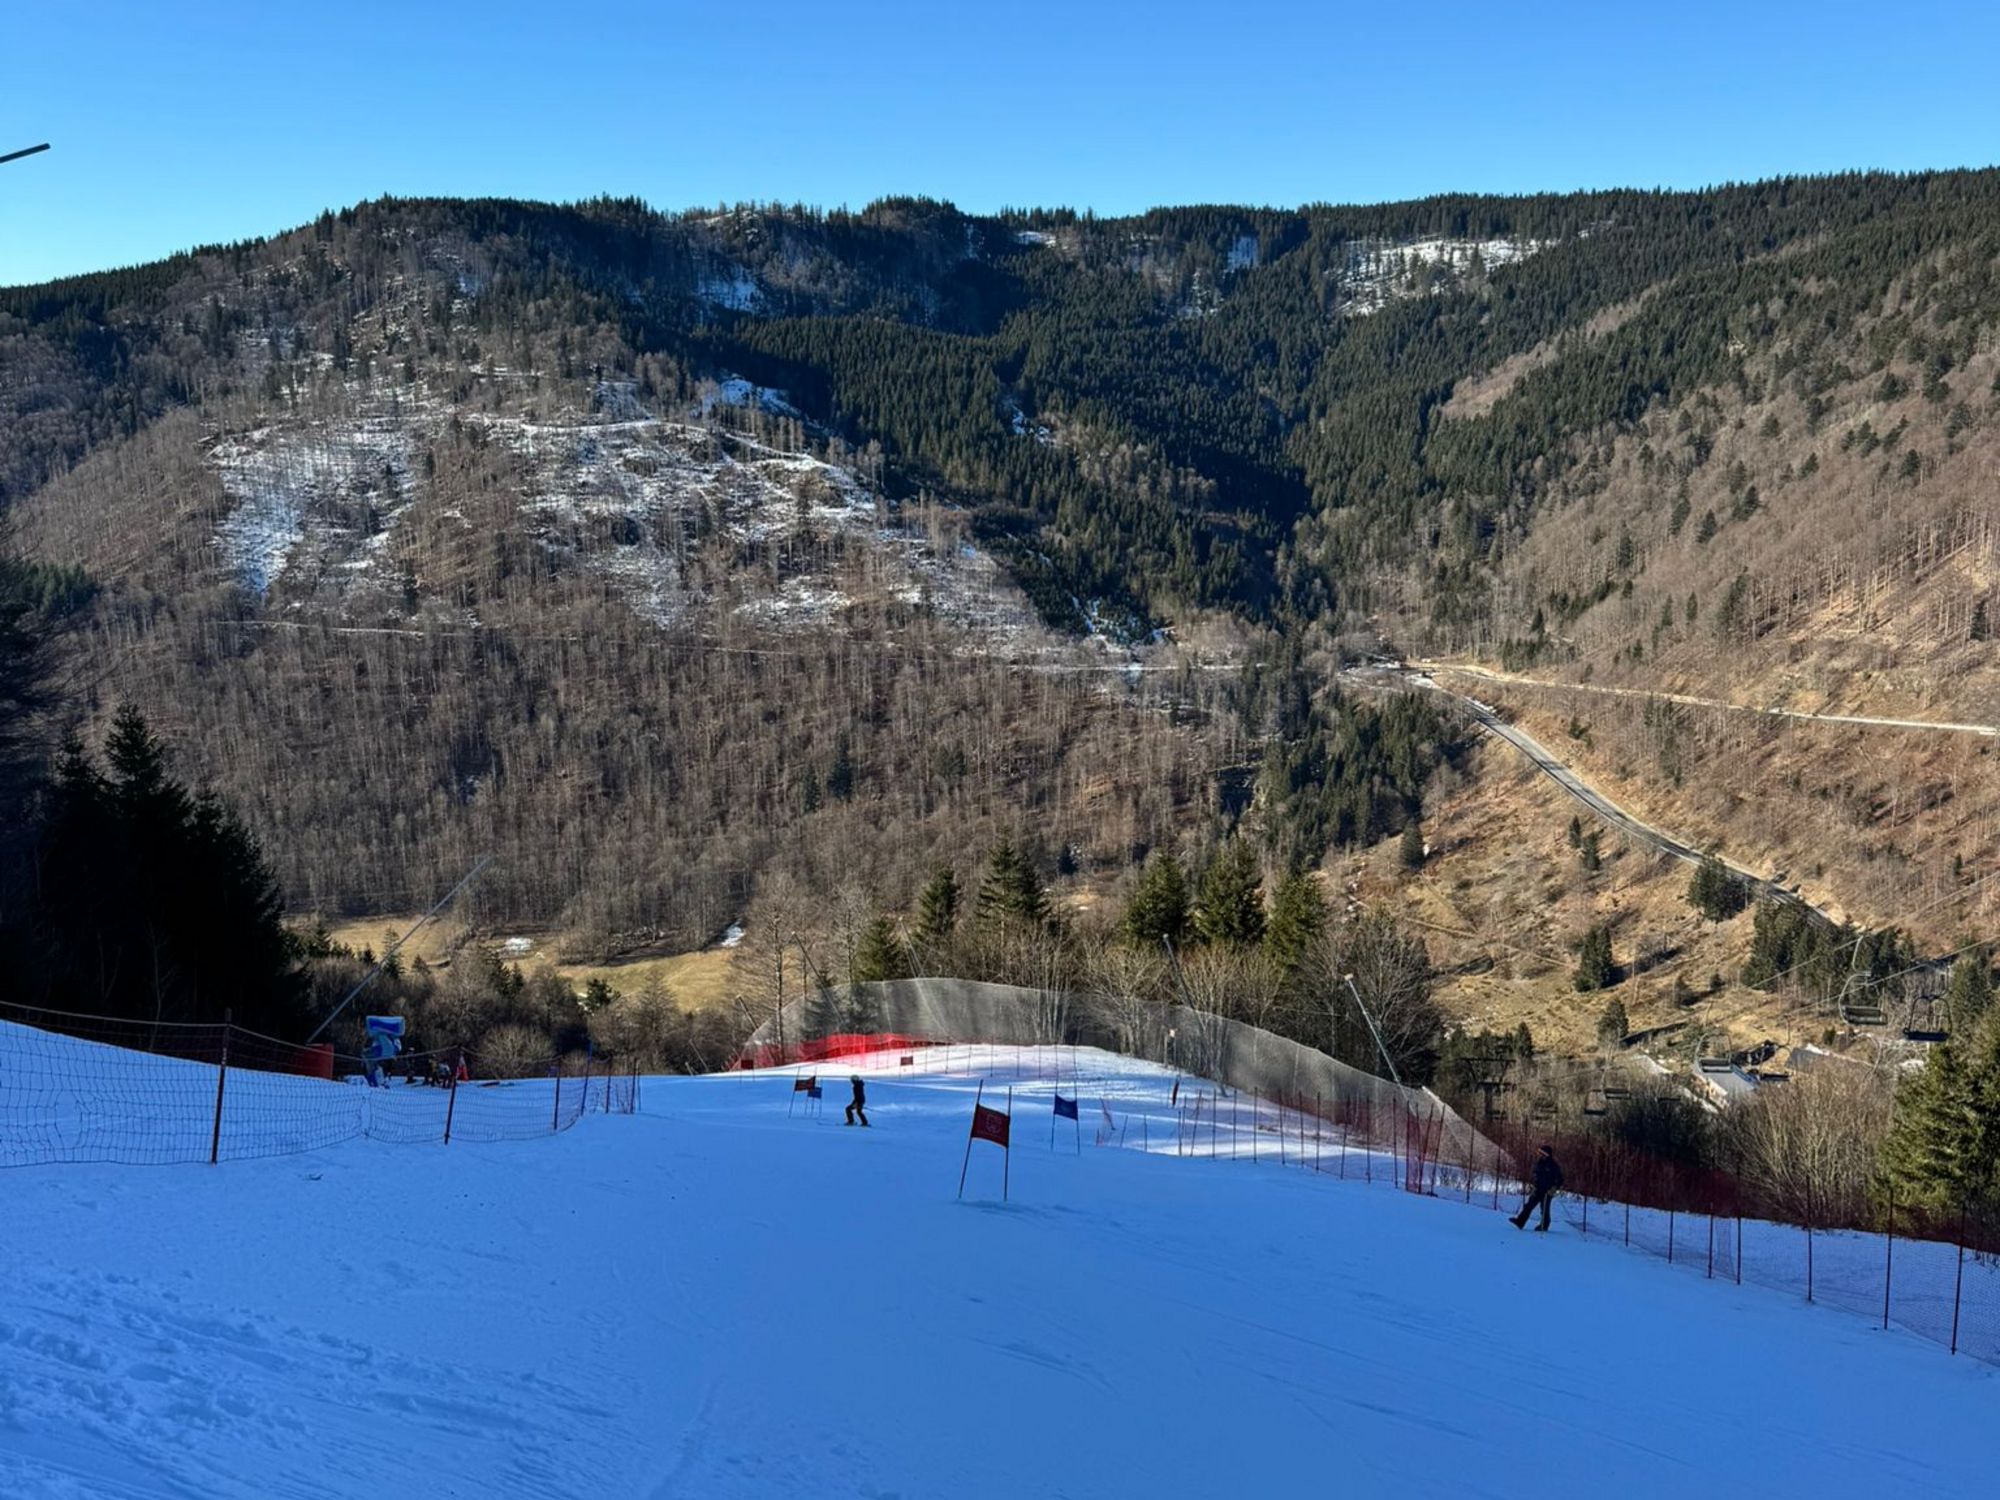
left=1315, top=1091, right=1322, bottom=1174
left=1735, top=1214, right=1742, bottom=1287
left=1706, top=1214, right=1715, bottom=1279
left=581, top=1047, right=592, bottom=1114
left=208, top=1010, right=233, bottom=1166
left=1668, top=1208, right=1676, bottom=1265
left=1882, top=1193, right=1895, bottom=1332
left=1581, top=1195, right=1589, bottom=1236
left=551, top=1061, right=563, bottom=1134
left=1624, top=1201, right=1630, bottom=1247
left=1806, top=1222, right=1814, bottom=1304
left=443, top=1048, right=460, bottom=1144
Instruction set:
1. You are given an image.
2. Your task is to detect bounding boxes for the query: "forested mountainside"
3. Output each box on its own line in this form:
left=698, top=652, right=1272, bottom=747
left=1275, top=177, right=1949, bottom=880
left=5, top=174, right=2000, bottom=947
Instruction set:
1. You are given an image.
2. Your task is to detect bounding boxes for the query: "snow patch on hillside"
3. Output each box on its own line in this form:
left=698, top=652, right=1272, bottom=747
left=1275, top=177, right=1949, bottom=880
left=488, top=409, right=1040, bottom=637
left=1338, top=236, right=1547, bottom=315
left=697, top=265, right=762, bottom=312
left=700, top=376, right=799, bottom=418
left=209, top=401, right=424, bottom=597
left=202, top=376, right=1041, bottom=642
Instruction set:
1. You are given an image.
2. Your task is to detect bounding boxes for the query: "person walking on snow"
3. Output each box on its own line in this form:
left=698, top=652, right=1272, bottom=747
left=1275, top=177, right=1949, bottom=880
left=1512, top=1145, right=1563, bottom=1231
left=844, top=1075, right=869, bottom=1127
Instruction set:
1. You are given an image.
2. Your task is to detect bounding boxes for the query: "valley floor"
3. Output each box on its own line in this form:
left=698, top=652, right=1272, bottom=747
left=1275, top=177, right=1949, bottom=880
left=4, top=1052, right=1991, bottom=1498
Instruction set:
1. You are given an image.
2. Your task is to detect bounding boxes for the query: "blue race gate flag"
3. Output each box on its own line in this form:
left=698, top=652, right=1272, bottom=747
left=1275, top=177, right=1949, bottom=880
left=1053, top=1093, right=1079, bottom=1120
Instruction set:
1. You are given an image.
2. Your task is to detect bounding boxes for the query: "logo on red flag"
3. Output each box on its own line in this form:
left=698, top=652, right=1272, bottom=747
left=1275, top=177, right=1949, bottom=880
left=970, top=1103, right=1011, bottom=1147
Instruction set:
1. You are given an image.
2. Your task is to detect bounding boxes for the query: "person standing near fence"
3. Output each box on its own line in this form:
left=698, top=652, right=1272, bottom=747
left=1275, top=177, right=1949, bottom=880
left=1512, top=1145, right=1563, bottom=1232
left=844, top=1075, right=869, bottom=1128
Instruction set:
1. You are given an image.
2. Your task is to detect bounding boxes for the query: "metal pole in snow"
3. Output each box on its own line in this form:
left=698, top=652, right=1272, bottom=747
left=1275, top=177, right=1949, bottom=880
left=1003, top=1086, right=1011, bottom=1202
left=443, top=1049, right=460, bottom=1144
left=956, top=1080, right=985, bottom=1200
left=208, top=1010, right=232, bottom=1166
left=1882, top=1194, right=1895, bottom=1331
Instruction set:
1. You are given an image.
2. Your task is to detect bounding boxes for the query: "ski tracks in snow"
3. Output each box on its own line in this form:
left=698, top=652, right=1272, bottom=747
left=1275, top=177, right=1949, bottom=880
left=0, top=1267, right=626, bottom=1500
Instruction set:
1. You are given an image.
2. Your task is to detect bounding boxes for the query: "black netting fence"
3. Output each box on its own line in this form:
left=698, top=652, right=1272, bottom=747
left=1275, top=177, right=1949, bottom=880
left=0, top=1001, right=638, bottom=1168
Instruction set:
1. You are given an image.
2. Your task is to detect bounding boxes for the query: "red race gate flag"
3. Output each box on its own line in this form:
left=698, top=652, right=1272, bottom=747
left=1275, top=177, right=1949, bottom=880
left=957, top=1082, right=1013, bottom=1201
left=971, top=1104, right=1011, bottom=1146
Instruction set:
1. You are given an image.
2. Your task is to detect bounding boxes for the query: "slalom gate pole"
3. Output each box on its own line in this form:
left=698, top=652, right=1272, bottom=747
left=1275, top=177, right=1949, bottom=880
left=956, top=1080, right=985, bottom=1200
left=443, top=1049, right=460, bottom=1144
left=209, top=1011, right=232, bottom=1166
left=1004, top=1086, right=1012, bottom=1202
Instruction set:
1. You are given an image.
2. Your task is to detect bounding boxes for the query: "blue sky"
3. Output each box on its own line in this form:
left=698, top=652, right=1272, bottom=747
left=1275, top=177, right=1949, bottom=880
left=4, top=1, right=1998, bottom=285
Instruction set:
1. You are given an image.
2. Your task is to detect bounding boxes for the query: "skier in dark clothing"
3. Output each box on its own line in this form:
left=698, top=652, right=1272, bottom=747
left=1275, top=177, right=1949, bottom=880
left=844, top=1075, right=869, bottom=1127
left=1512, top=1145, right=1563, bottom=1231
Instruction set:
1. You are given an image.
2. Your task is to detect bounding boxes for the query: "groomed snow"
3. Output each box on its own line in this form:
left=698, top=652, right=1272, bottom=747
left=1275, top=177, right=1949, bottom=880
left=4, top=1045, right=1991, bottom=1498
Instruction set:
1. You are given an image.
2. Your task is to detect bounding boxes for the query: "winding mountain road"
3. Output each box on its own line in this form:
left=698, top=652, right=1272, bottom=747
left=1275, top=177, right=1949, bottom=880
left=1409, top=661, right=1998, bottom=739
left=1345, top=663, right=1832, bottom=921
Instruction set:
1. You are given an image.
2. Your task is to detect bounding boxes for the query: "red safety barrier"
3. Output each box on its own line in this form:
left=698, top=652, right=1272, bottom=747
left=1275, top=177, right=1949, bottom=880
left=736, top=1033, right=941, bottom=1069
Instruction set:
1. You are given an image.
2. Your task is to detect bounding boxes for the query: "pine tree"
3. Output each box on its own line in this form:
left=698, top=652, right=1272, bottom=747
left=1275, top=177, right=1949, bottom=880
left=1122, top=851, right=1190, bottom=947
left=1264, top=870, right=1328, bottom=979
left=1573, top=923, right=1615, bottom=992
left=1194, top=839, right=1264, bottom=949
left=1579, top=829, right=1602, bottom=873
left=850, top=915, right=910, bottom=984
left=977, top=841, right=1047, bottom=929
left=1687, top=852, right=1748, bottom=921
left=1398, top=820, right=1425, bottom=871
left=825, top=734, right=855, bottom=802
left=1943, top=950, right=1994, bottom=1029
left=1876, top=1038, right=1982, bottom=1213
left=805, top=979, right=843, bottom=1039
left=1596, top=996, right=1629, bottom=1048
left=1566, top=816, right=1582, bottom=849
left=914, top=867, right=961, bottom=948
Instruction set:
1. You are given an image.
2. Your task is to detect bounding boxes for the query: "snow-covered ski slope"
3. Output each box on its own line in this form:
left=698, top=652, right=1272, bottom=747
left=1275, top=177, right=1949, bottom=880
left=5, top=1046, right=1991, bottom=1499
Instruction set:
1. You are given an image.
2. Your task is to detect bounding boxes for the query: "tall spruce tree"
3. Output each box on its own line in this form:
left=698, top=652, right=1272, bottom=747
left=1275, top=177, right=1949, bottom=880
left=1194, top=839, right=1264, bottom=949
left=1687, top=852, right=1748, bottom=921
left=27, top=708, right=305, bottom=1033
left=1875, top=1035, right=1988, bottom=1213
left=1943, top=949, right=1994, bottom=1028
left=1398, top=820, right=1425, bottom=871
left=976, top=841, right=1047, bottom=929
left=1264, top=870, right=1328, bottom=979
left=914, top=867, right=961, bottom=949
left=1122, top=851, right=1190, bottom=947
left=850, top=915, right=911, bottom=984
left=1573, top=923, right=1615, bottom=992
